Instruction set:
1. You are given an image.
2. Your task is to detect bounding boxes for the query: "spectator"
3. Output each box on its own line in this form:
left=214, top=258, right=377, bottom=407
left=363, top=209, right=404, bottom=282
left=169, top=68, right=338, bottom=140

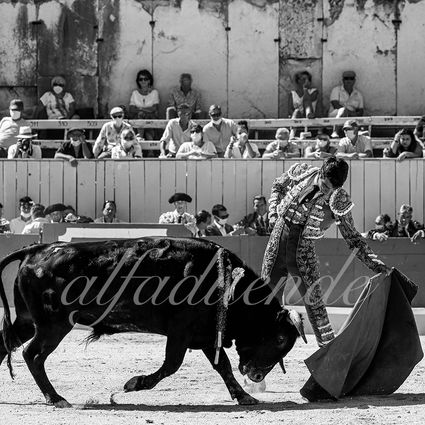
left=38, top=76, right=77, bottom=120
left=413, top=115, right=425, bottom=142
left=94, top=200, right=121, bottom=223
left=63, top=205, right=93, bottom=223
left=224, top=121, right=260, bottom=159
left=7, top=126, right=42, bottom=159
left=236, top=195, right=269, bottom=236
left=304, top=133, right=336, bottom=159
left=94, top=107, right=142, bottom=159
left=159, top=103, right=194, bottom=158
left=203, top=105, right=238, bottom=158
left=383, top=128, right=423, bottom=161
left=21, top=203, right=50, bottom=235
left=55, top=128, right=93, bottom=165
left=205, top=204, right=243, bottom=236
left=9, top=196, right=33, bottom=233
left=363, top=214, right=393, bottom=242
left=391, top=204, right=422, bottom=238
left=176, top=123, right=217, bottom=160
left=329, top=71, right=364, bottom=138
left=159, top=193, right=196, bottom=229
left=288, top=71, right=318, bottom=119
left=111, top=129, right=142, bottom=159
left=336, top=120, right=373, bottom=159
left=0, top=99, right=30, bottom=157
left=166, top=73, right=202, bottom=120
left=0, top=202, right=11, bottom=233
left=128, top=69, right=159, bottom=141
left=44, top=203, right=67, bottom=223
left=194, top=210, right=212, bottom=237
left=262, top=128, right=300, bottom=159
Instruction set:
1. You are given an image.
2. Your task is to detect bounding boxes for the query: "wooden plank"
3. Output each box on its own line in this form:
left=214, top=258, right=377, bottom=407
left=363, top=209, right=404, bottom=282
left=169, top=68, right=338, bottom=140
left=129, top=161, right=145, bottom=223
left=62, top=161, right=77, bottom=211
left=245, top=159, right=262, bottom=212
left=3, top=161, right=16, bottom=220
left=364, top=160, right=381, bottom=234
left=261, top=160, right=278, bottom=201
left=195, top=161, right=212, bottom=217
left=160, top=161, right=176, bottom=216
left=379, top=160, right=396, bottom=219
left=15, top=161, right=28, bottom=204
left=222, top=160, right=237, bottom=220
left=0, top=162, right=3, bottom=211
left=210, top=160, right=223, bottom=207
left=113, top=162, right=130, bottom=222
left=144, top=161, right=161, bottom=222
left=76, top=161, right=96, bottom=219
left=349, top=161, right=365, bottom=233
left=395, top=160, right=411, bottom=214
left=185, top=161, right=197, bottom=215
left=27, top=161, right=41, bottom=203
left=409, top=160, right=424, bottom=225
left=49, top=161, right=64, bottom=205
left=95, top=161, right=105, bottom=219
left=175, top=161, right=187, bottom=194
left=39, top=160, right=50, bottom=208
left=104, top=161, right=115, bottom=204
left=233, top=160, right=248, bottom=223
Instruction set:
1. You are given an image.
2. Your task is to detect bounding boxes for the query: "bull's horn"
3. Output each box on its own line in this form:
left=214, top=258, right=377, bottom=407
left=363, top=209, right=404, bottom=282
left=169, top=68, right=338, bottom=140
left=287, top=310, right=307, bottom=344
left=279, top=359, right=286, bottom=374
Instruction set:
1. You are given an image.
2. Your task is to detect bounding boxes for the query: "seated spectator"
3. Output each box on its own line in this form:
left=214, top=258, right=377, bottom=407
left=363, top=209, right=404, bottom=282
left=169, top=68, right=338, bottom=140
left=288, top=71, right=318, bottom=119
left=383, top=128, right=423, bottom=161
left=205, top=204, right=243, bottom=236
left=111, top=129, right=142, bottom=159
left=391, top=204, right=422, bottom=238
left=55, top=128, right=93, bottom=165
left=10, top=196, right=33, bottom=233
left=176, top=123, right=217, bottom=160
left=328, top=71, right=364, bottom=138
left=8, top=126, right=42, bottom=159
left=413, top=114, right=425, bottom=142
left=159, top=103, right=194, bottom=158
left=236, top=195, right=269, bottom=236
left=166, top=73, right=202, bottom=120
left=194, top=210, right=212, bottom=237
left=304, top=133, right=336, bottom=159
left=94, top=200, right=121, bottom=223
left=44, top=203, right=67, bottom=223
left=0, top=99, right=30, bottom=157
left=22, top=203, right=50, bottom=235
left=159, top=193, right=196, bottom=229
left=203, top=105, right=238, bottom=158
left=0, top=202, right=10, bottom=233
left=363, top=214, right=393, bottom=242
left=63, top=205, right=93, bottom=223
left=224, top=120, right=260, bottom=159
left=128, top=69, right=159, bottom=141
left=38, top=76, right=78, bottom=120
left=94, top=107, right=142, bottom=159
left=262, top=128, right=300, bottom=159
left=336, top=120, right=373, bottom=159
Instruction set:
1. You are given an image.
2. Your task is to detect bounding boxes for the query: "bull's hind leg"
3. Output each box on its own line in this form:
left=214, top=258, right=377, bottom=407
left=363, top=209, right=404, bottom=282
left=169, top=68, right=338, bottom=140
left=22, top=324, right=73, bottom=408
left=202, top=347, right=258, bottom=405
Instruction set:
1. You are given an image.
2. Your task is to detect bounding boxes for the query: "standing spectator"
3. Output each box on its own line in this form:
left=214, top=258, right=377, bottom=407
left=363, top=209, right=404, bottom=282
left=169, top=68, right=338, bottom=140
left=203, top=105, right=237, bottom=158
left=236, top=195, right=269, bottom=236
left=9, top=196, right=33, bottom=234
left=159, top=103, right=194, bottom=158
left=0, top=202, right=10, bottom=233
left=363, top=214, right=394, bottom=242
left=159, top=193, right=195, bottom=227
left=111, top=129, right=142, bottom=159
left=205, top=204, right=243, bottom=236
left=94, top=200, right=121, bottom=223
left=383, top=128, right=423, bottom=161
left=329, top=71, right=364, bottom=138
left=55, top=128, right=93, bottom=165
left=288, top=71, right=318, bottom=119
left=413, top=115, right=425, bottom=142
left=336, top=120, right=373, bottom=159
left=262, top=128, right=300, bottom=159
left=0, top=99, right=30, bottom=157
left=304, top=133, right=337, bottom=159
left=224, top=121, right=260, bottom=159
left=176, top=123, right=217, bottom=160
left=194, top=210, right=212, bottom=237
left=7, top=126, right=42, bottom=159
left=94, top=107, right=142, bottom=159
left=44, top=203, right=67, bottom=223
left=166, top=73, right=202, bottom=120
left=129, top=69, right=159, bottom=141
left=21, top=203, right=50, bottom=235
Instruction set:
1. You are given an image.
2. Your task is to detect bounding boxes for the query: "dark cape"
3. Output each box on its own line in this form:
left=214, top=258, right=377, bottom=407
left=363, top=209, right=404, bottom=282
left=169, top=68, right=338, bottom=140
left=304, top=268, right=423, bottom=398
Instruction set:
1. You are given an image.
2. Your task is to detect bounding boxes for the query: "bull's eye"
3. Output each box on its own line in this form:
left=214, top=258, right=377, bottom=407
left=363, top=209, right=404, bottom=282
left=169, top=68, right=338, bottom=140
left=277, top=335, right=285, bottom=345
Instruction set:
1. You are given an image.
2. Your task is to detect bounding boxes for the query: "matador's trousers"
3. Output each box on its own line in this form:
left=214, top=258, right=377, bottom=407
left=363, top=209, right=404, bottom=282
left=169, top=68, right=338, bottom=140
left=269, top=222, right=335, bottom=347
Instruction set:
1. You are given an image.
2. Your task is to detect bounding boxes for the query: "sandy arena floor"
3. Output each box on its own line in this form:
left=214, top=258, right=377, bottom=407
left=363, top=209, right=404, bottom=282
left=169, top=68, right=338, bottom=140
left=0, top=331, right=424, bottom=425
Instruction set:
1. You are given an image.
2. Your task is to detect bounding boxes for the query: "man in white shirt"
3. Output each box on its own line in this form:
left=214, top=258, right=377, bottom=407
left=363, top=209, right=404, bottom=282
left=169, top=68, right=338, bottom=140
left=176, top=123, right=217, bottom=159
left=9, top=196, right=33, bottom=233
left=336, top=120, right=373, bottom=159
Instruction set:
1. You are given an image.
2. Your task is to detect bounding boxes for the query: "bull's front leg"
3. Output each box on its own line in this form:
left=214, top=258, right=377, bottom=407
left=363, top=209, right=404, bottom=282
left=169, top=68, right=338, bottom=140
left=202, top=347, right=258, bottom=405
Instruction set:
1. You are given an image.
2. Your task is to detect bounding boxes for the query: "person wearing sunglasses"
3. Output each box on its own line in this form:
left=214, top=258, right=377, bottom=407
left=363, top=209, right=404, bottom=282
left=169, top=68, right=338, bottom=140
left=304, top=132, right=336, bottom=159
left=205, top=204, right=243, bottom=236
left=175, top=123, right=217, bottom=159
left=111, top=129, right=142, bottom=159
left=224, top=120, right=260, bottom=159
left=55, top=127, right=93, bottom=165
left=328, top=70, right=364, bottom=138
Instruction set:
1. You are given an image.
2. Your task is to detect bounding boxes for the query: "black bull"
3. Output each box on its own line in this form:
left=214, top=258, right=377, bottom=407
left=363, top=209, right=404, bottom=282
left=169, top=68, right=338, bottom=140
left=0, top=237, right=305, bottom=407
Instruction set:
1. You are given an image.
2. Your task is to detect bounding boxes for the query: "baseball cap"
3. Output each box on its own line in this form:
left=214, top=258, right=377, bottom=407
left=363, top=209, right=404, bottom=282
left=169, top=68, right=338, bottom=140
left=110, top=106, right=124, bottom=115
left=342, top=70, right=356, bottom=79
left=342, top=119, right=359, bottom=130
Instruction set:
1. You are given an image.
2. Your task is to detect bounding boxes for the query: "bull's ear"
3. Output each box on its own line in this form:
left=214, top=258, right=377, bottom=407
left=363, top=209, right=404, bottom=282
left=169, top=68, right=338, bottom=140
left=287, top=310, right=307, bottom=344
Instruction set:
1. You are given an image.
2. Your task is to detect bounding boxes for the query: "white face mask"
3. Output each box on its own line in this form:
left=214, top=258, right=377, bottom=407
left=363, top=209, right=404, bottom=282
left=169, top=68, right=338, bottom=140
left=317, top=140, right=328, bottom=148
left=21, top=211, right=32, bottom=219
left=71, top=139, right=82, bottom=147
left=10, top=110, right=21, bottom=120
left=345, top=130, right=356, bottom=140
left=216, top=217, right=228, bottom=226
left=113, top=118, right=123, bottom=126
left=191, top=133, right=202, bottom=144
left=53, top=85, right=63, bottom=94
left=212, top=118, right=222, bottom=125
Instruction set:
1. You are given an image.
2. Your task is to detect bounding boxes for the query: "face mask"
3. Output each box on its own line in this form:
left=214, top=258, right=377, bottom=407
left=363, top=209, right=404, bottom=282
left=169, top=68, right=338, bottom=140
left=53, top=85, right=63, bottom=95
left=123, top=141, right=133, bottom=151
left=191, top=133, right=202, bottom=143
left=70, top=138, right=82, bottom=146
left=10, top=110, right=21, bottom=120
left=317, top=140, right=328, bottom=148
left=345, top=130, right=356, bottom=140
left=216, top=217, right=228, bottom=226
left=21, top=211, right=31, bottom=219
left=213, top=118, right=222, bottom=125
left=113, top=118, right=123, bottom=126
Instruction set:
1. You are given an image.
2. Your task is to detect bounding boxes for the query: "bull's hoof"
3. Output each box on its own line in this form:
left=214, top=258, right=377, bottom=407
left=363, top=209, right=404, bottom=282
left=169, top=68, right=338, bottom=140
left=54, top=399, right=73, bottom=408
left=124, top=375, right=155, bottom=392
left=45, top=394, right=72, bottom=408
left=237, top=394, right=259, bottom=405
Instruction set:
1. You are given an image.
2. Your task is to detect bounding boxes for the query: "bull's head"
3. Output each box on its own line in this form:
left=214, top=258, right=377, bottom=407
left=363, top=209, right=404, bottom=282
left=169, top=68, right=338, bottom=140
left=236, top=309, right=306, bottom=383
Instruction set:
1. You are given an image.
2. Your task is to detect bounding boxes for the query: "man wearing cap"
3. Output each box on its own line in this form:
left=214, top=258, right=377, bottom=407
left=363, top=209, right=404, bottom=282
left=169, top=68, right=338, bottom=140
left=159, top=103, right=195, bottom=158
left=262, top=128, right=300, bottom=159
left=336, top=119, right=373, bottom=158
left=94, top=106, right=142, bottom=159
left=166, top=73, right=202, bottom=120
left=9, top=196, right=33, bottom=233
left=159, top=193, right=196, bottom=230
left=7, top=126, right=42, bottom=159
left=0, top=99, right=30, bottom=156
left=329, top=71, right=364, bottom=138
left=55, top=127, right=93, bottom=164
left=203, top=105, right=238, bottom=158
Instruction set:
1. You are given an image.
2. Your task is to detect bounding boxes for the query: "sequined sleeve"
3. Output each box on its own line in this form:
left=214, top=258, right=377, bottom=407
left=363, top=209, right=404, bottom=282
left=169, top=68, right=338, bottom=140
left=268, top=172, right=293, bottom=221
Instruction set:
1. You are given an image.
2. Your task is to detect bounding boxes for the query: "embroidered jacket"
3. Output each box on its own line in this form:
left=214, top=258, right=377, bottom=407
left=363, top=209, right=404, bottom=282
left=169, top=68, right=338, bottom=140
left=262, top=163, right=385, bottom=280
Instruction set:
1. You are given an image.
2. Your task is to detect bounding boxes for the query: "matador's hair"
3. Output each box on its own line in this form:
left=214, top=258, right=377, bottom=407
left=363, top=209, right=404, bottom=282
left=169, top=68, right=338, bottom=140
left=320, top=157, right=348, bottom=188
